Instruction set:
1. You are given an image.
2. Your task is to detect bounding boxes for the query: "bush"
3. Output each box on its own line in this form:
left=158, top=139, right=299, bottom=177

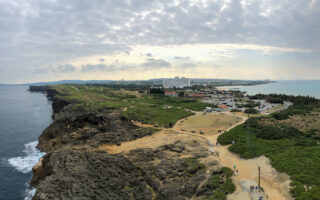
left=254, top=126, right=302, bottom=140
left=230, top=109, right=242, bottom=112
left=184, top=158, right=205, bottom=175
left=244, top=108, right=258, bottom=114
left=221, top=167, right=234, bottom=178
left=205, top=175, right=221, bottom=189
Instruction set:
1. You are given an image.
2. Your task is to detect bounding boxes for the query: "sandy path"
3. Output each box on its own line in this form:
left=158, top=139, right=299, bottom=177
left=101, top=111, right=292, bottom=200
left=174, top=112, right=292, bottom=200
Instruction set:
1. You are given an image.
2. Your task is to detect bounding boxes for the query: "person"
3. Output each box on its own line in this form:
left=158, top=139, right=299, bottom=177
left=233, top=164, right=236, bottom=170
left=236, top=169, right=238, bottom=174
left=232, top=140, right=235, bottom=144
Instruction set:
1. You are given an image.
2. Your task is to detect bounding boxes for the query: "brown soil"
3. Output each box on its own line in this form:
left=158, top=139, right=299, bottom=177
left=100, top=111, right=293, bottom=200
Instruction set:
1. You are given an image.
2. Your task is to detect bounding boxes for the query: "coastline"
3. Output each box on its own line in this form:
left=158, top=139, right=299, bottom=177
left=215, top=82, right=274, bottom=91
left=215, top=80, right=320, bottom=99
left=29, top=86, right=294, bottom=200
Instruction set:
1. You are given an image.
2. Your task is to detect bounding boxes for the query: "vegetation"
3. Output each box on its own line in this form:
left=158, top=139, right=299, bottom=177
left=243, top=100, right=260, bottom=108
left=203, top=167, right=236, bottom=200
left=249, top=93, right=318, bottom=105
left=49, top=84, right=212, bottom=127
left=184, top=157, right=205, bottom=175
left=122, top=105, right=193, bottom=127
left=244, top=108, right=258, bottom=114
left=218, top=96, right=320, bottom=199
left=272, top=104, right=313, bottom=120
left=149, top=88, right=164, bottom=94
left=230, top=109, right=242, bottom=112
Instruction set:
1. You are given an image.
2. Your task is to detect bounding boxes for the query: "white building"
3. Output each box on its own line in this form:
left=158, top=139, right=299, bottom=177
left=163, top=76, right=190, bottom=88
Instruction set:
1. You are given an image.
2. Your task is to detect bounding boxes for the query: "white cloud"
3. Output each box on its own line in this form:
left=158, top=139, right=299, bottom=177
left=0, top=0, right=320, bottom=83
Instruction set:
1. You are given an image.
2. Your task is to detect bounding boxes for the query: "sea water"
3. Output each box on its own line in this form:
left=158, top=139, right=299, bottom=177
left=218, top=80, right=320, bottom=99
left=0, top=86, right=52, bottom=200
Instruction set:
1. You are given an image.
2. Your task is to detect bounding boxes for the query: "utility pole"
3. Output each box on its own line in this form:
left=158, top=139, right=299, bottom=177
left=246, top=113, right=250, bottom=148
left=258, top=166, right=261, bottom=192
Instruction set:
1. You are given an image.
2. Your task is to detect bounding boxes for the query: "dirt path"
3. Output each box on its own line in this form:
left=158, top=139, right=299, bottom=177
left=206, top=116, right=291, bottom=200
left=101, top=111, right=292, bottom=200
left=174, top=112, right=292, bottom=200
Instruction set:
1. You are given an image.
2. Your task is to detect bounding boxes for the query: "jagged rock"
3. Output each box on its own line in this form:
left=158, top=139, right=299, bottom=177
left=32, top=148, right=152, bottom=200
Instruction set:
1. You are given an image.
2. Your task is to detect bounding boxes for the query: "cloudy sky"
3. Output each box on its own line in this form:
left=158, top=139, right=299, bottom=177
left=1, top=0, right=320, bottom=83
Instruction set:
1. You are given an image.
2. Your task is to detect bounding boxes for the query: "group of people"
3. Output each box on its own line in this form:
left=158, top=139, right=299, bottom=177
left=249, top=185, right=260, bottom=192
left=233, top=164, right=239, bottom=174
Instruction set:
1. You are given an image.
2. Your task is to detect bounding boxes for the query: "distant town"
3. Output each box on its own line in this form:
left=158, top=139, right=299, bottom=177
left=154, top=76, right=283, bottom=114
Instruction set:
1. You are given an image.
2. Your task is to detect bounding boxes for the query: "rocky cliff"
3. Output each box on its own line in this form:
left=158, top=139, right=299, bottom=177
left=30, top=86, right=231, bottom=200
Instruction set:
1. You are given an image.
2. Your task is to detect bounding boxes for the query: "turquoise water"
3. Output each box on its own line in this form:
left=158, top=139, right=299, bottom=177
left=220, top=80, right=320, bottom=99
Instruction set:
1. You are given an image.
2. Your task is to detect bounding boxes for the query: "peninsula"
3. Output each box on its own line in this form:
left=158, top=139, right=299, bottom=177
left=29, top=84, right=320, bottom=200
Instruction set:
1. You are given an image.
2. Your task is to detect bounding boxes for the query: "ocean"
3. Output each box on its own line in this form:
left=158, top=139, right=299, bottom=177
left=218, top=80, right=320, bottom=99
left=0, top=86, right=52, bottom=200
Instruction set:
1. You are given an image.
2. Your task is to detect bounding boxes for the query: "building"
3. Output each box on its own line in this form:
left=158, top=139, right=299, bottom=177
left=163, top=76, right=190, bottom=88
left=218, top=105, right=228, bottom=109
left=189, top=93, right=206, bottom=98
left=164, top=91, right=177, bottom=97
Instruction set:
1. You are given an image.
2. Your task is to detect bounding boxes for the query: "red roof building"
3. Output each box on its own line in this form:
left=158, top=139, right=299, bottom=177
left=165, top=91, right=177, bottom=97
left=219, top=104, right=228, bottom=109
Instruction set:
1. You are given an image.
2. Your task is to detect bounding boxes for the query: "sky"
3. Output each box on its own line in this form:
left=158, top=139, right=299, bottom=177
left=1, top=0, right=320, bottom=83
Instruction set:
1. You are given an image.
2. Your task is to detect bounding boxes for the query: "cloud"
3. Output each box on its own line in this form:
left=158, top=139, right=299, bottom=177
left=99, top=58, right=105, bottom=62
left=1, top=0, right=320, bottom=83
left=52, top=64, right=76, bottom=73
left=81, top=64, right=108, bottom=72
left=33, top=67, right=50, bottom=74
left=174, top=56, right=190, bottom=60
left=146, top=53, right=153, bottom=57
left=180, top=63, right=196, bottom=68
left=143, top=58, right=171, bottom=68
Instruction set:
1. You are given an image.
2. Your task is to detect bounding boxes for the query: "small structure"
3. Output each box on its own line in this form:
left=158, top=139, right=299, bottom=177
left=205, top=107, right=213, bottom=112
left=164, top=91, right=177, bottom=97
left=189, top=93, right=206, bottom=98
left=219, top=104, right=228, bottom=109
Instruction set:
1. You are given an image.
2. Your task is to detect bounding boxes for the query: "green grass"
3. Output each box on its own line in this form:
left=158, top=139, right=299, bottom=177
left=184, top=157, right=205, bottom=175
left=122, top=105, right=194, bottom=127
left=218, top=124, right=320, bottom=199
left=203, top=167, right=235, bottom=200
left=50, top=85, right=210, bottom=127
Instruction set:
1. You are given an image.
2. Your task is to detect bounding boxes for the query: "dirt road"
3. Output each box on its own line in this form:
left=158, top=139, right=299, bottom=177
left=173, top=112, right=292, bottom=200
left=101, top=111, right=292, bottom=200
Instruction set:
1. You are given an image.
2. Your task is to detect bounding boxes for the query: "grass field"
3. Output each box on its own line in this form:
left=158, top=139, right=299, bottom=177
left=121, top=105, right=194, bottom=127
left=50, top=85, right=211, bottom=127
left=176, top=113, right=241, bottom=134
left=218, top=117, right=320, bottom=199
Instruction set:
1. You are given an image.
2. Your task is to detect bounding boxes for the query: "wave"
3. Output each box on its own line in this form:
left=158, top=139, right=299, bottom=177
left=8, top=141, right=45, bottom=174
left=7, top=141, right=44, bottom=200
left=24, top=187, right=36, bottom=200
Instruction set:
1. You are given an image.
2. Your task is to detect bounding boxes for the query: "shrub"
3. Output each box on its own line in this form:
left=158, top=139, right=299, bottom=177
left=184, top=158, right=205, bottom=174
left=244, top=108, right=258, bottom=114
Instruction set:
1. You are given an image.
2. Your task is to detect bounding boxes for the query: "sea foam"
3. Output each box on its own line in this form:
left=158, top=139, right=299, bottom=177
left=7, top=141, right=45, bottom=199
left=24, top=186, right=36, bottom=200
left=8, top=141, right=45, bottom=174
